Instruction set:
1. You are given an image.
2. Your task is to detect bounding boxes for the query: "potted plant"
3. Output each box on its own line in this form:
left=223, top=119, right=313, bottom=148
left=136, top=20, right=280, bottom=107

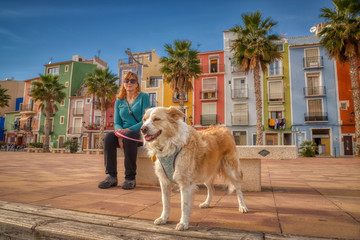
left=299, top=141, right=318, bottom=157
left=62, top=139, right=79, bottom=153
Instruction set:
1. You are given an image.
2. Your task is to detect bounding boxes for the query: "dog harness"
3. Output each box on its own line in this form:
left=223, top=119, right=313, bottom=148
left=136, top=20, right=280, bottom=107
left=157, top=148, right=181, bottom=183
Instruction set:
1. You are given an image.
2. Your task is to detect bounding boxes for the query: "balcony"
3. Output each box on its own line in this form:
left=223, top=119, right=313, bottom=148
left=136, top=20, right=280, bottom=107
left=200, top=64, right=225, bottom=74
left=13, top=123, right=20, bottom=131
left=200, top=114, right=217, bottom=126
left=73, top=108, right=84, bottom=115
left=268, top=118, right=286, bottom=129
left=21, top=123, right=32, bottom=131
left=69, top=127, right=82, bottom=134
left=231, top=113, right=248, bottom=125
left=231, top=61, right=246, bottom=74
left=303, top=56, right=323, bottom=69
left=304, top=112, right=328, bottom=122
left=20, top=104, right=35, bottom=112
left=268, top=92, right=284, bottom=103
left=304, top=86, right=326, bottom=97
left=200, top=90, right=217, bottom=100
left=232, top=86, right=248, bottom=99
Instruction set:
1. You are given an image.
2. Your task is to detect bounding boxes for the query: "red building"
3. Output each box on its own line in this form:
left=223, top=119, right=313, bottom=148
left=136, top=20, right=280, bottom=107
left=336, top=59, right=360, bottom=156
left=193, top=50, right=225, bottom=129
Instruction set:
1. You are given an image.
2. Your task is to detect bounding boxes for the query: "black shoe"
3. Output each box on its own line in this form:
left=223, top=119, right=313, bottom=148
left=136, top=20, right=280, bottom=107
left=121, top=180, right=136, bottom=190
left=98, top=175, right=118, bottom=189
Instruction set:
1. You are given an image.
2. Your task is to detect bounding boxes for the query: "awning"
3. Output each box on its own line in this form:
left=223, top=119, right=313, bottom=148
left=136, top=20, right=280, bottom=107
left=19, top=116, right=30, bottom=121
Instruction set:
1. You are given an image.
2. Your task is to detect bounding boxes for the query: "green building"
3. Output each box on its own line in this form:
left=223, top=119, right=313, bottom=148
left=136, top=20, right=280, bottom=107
left=39, top=55, right=107, bottom=148
left=263, top=40, right=292, bottom=145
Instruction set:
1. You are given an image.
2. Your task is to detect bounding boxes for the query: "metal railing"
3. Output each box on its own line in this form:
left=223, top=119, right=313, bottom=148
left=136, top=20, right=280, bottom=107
left=268, top=92, right=284, bottom=102
left=231, top=113, right=248, bottom=125
left=200, top=114, right=217, bottom=126
left=303, top=56, right=323, bottom=68
left=73, top=108, right=84, bottom=115
left=303, top=86, right=326, bottom=97
left=231, top=86, right=248, bottom=99
left=200, top=90, right=217, bottom=100
left=200, top=64, right=225, bottom=74
left=304, top=112, right=328, bottom=122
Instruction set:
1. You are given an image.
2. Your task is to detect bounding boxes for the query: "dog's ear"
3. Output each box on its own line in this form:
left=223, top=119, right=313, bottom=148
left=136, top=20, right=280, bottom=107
left=167, top=106, right=185, bottom=121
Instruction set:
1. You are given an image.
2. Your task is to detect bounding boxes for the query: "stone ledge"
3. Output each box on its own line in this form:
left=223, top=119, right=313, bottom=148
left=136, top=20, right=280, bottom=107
left=237, top=145, right=298, bottom=160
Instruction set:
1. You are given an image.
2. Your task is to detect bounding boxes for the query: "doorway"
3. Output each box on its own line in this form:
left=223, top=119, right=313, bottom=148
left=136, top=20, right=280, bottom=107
left=343, top=136, right=353, bottom=155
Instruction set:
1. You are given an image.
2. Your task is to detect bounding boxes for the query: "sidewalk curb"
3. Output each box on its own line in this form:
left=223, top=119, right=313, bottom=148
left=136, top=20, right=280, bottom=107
left=0, top=201, right=334, bottom=240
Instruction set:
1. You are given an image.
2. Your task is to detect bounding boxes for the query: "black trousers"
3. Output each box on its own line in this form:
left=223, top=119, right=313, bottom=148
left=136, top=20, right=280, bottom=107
left=103, top=131, right=141, bottom=181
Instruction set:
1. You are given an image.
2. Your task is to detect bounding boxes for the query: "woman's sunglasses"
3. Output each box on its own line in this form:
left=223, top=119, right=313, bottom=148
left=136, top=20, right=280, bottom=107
left=123, top=79, right=136, bottom=84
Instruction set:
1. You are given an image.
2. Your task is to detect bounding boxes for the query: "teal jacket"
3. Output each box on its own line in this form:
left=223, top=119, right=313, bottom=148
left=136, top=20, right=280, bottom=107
left=114, top=92, right=151, bottom=131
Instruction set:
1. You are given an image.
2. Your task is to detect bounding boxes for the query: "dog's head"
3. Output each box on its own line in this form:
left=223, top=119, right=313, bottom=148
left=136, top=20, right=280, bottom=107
left=141, top=106, right=185, bottom=144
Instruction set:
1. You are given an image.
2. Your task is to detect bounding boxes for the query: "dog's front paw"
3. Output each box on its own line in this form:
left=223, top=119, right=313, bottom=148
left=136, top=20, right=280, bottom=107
left=199, top=202, right=210, bottom=208
left=154, top=217, right=167, bottom=225
left=175, top=222, right=188, bottom=231
left=239, top=206, right=249, bottom=213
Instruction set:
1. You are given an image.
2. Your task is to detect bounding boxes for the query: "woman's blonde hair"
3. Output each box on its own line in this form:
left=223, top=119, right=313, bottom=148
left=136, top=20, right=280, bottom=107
left=117, top=71, right=141, bottom=100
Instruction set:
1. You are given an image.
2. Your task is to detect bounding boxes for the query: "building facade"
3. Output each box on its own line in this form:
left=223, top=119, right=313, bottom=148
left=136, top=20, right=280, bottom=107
left=289, top=36, right=340, bottom=156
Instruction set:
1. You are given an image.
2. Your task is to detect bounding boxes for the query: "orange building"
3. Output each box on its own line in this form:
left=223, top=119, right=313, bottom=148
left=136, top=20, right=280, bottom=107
left=193, top=50, right=225, bottom=129
left=336, top=59, right=360, bottom=156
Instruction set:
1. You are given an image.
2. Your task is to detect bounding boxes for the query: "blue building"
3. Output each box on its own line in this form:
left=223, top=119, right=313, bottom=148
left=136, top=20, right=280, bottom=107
left=288, top=36, right=340, bottom=156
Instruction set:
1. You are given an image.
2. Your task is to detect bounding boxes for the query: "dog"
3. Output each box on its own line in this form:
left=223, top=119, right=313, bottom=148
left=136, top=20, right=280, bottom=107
left=140, top=106, right=248, bottom=231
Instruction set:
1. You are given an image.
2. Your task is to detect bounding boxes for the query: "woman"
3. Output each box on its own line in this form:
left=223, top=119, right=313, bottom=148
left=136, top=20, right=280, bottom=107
left=98, top=72, right=151, bottom=190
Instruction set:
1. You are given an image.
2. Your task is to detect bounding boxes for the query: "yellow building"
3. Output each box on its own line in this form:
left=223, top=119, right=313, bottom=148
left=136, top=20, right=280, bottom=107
left=163, top=79, right=194, bottom=126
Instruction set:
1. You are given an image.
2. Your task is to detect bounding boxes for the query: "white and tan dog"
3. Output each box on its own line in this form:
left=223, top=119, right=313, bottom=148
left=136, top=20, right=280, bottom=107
left=141, top=106, right=248, bottom=231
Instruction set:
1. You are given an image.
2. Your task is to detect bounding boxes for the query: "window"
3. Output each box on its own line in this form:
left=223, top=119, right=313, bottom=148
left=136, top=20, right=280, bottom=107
left=306, top=73, right=324, bottom=96
left=232, top=103, right=248, bottom=125
left=58, top=136, right=65, bottom=148
left=306, top=99, right=327, bottom=121
left=305, top=48, right=320, bottom=68
left=201, top=102, right=217, bottom=125
left=47, top=67, right=59, bottom=75
left=173, top=92, right=187, bottom=102
left=233, top=131, right=247, bottom=145
left=270, top=111, right=282, bottom=119
left=201, top=78, right=217, bottom=100
left=86, top=98, right=91, bottom=104
left=268, top=60, right=282, bottom=76
left=209, top=57, right=218, bottom=73
left=60, top=100, right=65, bottom=106
left=340, top=101, right=348, bottom=110
left=73, top=118, right=82, bottom=134
left=65, top=65, right=69, bottom=72
left=268, top=81, right=283, bottom=102
left=95, top=116, right=101, bottom=126
left=149, top=93, right=157, bottom=107
left=232, top=78, right=248, bottom=99
left=147, top=76, right=160, bottom=88
left=65, top=82, right=69, bottom=87
left=276, top=43, right=284, bottom=52
left=49, top=118, right=54, bottom=132
left=74, top=100, right=83, bottom=115
left=60, top=116, right=64, bottom=124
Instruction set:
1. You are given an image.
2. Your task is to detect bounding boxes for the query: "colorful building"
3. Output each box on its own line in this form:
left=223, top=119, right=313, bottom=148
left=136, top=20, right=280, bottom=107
left=39, top=55, right=107, bottom=148
left=193, top=50, right=225, bottom=129
left=336, top=59, right=360, bottom=156
left=288, top=36, right=340, bottom=156
left=1, top=78, right=25, bottom=144
left=263, top=39, right=292, bottom=145
left=223, top=30, right=261, bottom=145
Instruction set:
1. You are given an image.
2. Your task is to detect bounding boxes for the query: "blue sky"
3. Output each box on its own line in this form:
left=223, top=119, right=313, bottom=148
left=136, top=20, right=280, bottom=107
left=0, top=0, right=334, bottom=81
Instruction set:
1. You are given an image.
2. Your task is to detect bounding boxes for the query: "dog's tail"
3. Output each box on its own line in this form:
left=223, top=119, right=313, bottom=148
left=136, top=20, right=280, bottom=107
left=219, top=160, right=243, bottom=194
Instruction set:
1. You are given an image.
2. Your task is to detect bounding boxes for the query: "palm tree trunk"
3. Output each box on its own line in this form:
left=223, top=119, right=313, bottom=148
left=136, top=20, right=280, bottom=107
left=43, top=102, right=51, bottom=152
left=98, top=97, right=106, bottom=149
left=254, top=62, right=263, bottom=145
left=348, top=54, right=360, bottom=156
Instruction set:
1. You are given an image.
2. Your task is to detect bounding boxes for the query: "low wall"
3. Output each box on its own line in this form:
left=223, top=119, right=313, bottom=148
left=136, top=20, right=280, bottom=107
left=237, top=145, right=298, bottom=160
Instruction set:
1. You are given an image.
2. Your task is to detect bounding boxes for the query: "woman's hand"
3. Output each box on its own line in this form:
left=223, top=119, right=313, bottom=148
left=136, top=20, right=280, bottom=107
left=114, top=129, right=130, bottom=148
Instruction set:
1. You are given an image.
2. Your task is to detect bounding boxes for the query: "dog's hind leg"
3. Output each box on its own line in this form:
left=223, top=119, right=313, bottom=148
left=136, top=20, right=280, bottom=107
left=223, top=157, right=248, bottom=213
left=199, top=179, right=214, bottom=208
left=154, top=179, right=171, bottom=225
left=176, top=184, right=196, bottom=231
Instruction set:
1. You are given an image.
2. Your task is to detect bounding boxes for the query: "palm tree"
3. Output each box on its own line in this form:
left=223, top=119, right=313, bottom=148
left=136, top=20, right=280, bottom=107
left=84, top=67, right=118, bottom=149
left=32, top=74, right=66, bottom=152
left=160, top=40, right=201, bottom=112
left=318, top=0, right=360, bottom=156
left=0, top=84, right=11, bottom=108
left=230, top=11, right=281, bottom=145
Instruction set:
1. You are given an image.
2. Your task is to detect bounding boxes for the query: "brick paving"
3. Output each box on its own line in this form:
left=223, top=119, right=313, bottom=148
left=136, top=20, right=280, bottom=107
left=0, top=152, right=359, bottom=239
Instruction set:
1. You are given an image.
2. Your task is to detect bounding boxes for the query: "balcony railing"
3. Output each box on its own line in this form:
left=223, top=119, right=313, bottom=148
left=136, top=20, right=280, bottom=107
left=231, top=61, right=246, bottom=74
left=20, top=104, right=34, bottom=112
left=231, top=86, right=248, bottom=99
left=70, top=127, right=82, bottom=134
left=304, top=86, right=326, bottom=97
left=303, top=56, right=323, bottom=68
left=231, top=113, right=248, bottom=125
left=73, top=108, right=84, bottom=115
left=268, top=92, right=284, bottom=102
left=268, top=118, right=286, bottom=129
left=200, top=114, right=217, bottom=126
left=21, top=123, right=32, bottom=131
left=304, top=112, right=328, bottom=122
left=200, top=64, right=225, bottom=74
left=200, top=90, right=217, bottom=100
left=13, top=123, right=20, bottom=131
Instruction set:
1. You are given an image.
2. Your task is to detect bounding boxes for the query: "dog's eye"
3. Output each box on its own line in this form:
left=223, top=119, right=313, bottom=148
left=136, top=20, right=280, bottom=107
left=143, top=118, right=147, bottom=122
left=154, top=118, right=161, bottom=121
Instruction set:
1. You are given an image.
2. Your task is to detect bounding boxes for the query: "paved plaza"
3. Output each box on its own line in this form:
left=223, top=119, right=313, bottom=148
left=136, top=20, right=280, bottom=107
left=0, top=152, right=359, bottom=239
